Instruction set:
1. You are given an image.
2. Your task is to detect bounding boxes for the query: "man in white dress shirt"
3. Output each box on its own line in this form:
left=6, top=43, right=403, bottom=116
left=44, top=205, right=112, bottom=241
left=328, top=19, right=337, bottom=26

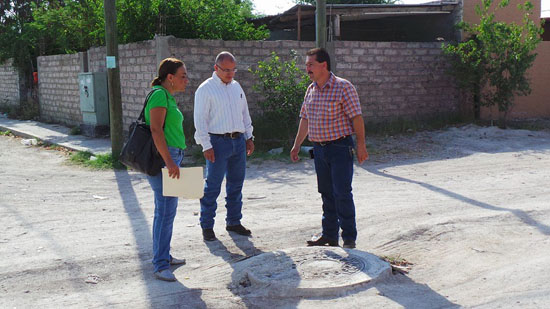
left=194, top=51, right=255, bottom=241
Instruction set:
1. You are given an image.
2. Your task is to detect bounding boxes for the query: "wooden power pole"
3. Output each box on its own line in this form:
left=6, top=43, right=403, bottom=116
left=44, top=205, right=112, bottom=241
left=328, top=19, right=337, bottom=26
left=104, top=0, right=123, bottom=159
left=316, top=0, right=327, bottom=49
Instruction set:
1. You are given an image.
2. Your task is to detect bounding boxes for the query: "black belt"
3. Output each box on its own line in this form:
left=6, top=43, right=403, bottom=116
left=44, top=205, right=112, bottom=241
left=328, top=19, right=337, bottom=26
left=314, top=135, right=350, bottom=146
left=209, top=132, right=242, bottom=139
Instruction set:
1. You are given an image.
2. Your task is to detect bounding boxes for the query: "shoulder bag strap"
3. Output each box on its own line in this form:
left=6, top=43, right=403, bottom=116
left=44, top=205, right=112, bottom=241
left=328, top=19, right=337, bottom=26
left=138, top=88, right=170, bottom=129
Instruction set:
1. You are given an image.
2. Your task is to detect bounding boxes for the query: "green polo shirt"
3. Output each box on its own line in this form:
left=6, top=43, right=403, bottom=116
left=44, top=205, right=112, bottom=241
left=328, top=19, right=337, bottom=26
left=144, top=86, right=186, bottom=150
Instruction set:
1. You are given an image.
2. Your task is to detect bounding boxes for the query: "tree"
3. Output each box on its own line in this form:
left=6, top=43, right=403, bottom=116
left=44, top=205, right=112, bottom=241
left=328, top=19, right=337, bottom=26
left=442, top=0, right=543, bottom=127
left=0, top=1, right=37, bottom=72
left=1, top=0, right=268, bottom=69
left=0, top=0, right=268, bottom=113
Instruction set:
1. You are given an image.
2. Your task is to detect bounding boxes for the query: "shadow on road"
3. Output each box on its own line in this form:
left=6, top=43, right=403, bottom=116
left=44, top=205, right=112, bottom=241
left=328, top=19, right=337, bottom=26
left=114, top=170, right=207, bottom=307
left=365, top=167, right=550, bottom=235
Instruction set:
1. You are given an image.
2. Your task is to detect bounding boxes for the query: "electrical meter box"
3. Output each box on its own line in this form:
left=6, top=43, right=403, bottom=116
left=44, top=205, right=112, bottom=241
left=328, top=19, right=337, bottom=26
left=78, top=72, right=109, bottom=136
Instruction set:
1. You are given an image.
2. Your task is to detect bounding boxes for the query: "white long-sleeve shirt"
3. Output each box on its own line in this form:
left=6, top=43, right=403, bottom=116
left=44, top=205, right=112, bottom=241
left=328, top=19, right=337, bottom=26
left=194, top=72, right=253, bottom=151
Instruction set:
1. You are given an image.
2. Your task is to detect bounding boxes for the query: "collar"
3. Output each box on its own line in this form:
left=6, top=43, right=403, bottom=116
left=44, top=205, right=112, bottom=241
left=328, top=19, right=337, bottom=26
left=314, top=72, right=335, bottom=90
left=212, top=71, right=234, bottom=86
left=152, top=85, right=175, bottom=100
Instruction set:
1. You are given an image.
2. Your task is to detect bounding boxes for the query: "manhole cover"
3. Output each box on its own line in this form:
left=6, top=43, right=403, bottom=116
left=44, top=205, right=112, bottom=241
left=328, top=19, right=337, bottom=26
left=232, top=247, right=391, bottom=297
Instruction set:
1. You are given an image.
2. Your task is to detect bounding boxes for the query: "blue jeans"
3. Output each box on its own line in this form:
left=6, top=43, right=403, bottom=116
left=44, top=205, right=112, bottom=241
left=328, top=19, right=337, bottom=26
left=313, top=136, right=357, bottom=242
left=200, top=135, right=246, bottom=229
left=147, top=146, right=184, bottom=273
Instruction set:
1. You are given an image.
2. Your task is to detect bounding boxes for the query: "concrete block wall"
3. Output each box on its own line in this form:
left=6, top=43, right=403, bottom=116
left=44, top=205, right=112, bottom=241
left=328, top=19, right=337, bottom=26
left=169, top=38, right=315, bottom=115
left=334, top=41, right=459, bottom=122
left=88, top=39, right=157, bottom=130
left=0, top=59, right=20, bottom=107
left=37, top=54, right=82, bottom=126
left=37, top=36, right=461, bottom=132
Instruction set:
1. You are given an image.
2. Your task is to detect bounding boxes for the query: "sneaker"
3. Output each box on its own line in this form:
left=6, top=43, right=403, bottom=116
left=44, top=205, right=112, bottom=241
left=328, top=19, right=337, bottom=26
left=154, top=269, right=176, bottom=282
left=170, top=257, right=186, bottom=265
left=226, top=224, right=252, bottom=236
left=202, top=228, right=216, bottom=241
left=342, top=240, right=356, bottom=249
left=306, top=235, right=338, bottom=247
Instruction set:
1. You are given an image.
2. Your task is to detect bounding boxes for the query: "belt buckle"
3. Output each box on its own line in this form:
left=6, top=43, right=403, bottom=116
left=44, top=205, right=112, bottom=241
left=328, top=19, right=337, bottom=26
left=319, top=141, right=327, bottom=146
left=230, top=132, right=239, bottom=139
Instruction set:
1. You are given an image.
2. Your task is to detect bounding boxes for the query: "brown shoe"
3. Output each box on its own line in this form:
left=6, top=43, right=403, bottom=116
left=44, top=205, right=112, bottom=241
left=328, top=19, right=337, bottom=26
left=343, top=240, right=356, bottom=249
left=202, top=228, right=216, bottom=241
left=226, top=224, right=252, bottom=236
left=306, top=235, right=338, bottom=247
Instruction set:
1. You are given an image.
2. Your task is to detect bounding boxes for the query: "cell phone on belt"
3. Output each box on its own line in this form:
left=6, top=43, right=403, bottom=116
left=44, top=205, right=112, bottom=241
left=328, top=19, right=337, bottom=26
left=309, top=148, right=314, bottom=159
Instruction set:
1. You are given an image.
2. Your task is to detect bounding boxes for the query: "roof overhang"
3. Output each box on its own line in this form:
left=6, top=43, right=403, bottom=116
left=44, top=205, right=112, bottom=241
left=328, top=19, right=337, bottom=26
left=251, top=2, right=459, bottom=29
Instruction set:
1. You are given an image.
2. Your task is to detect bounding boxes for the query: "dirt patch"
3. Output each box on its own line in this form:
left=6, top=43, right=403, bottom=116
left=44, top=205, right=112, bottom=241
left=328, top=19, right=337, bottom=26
left=1, top=124, right=550, bottom=308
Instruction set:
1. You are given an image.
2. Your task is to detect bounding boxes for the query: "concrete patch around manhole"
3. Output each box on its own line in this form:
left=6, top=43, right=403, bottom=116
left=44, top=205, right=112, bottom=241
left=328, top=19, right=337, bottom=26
left=231, top=247, right=391, bottom=297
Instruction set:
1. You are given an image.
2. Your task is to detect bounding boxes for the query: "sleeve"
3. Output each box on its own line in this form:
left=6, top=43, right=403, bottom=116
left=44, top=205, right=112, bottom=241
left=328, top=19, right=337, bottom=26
left=241, top=87, right=254, bottom=140
left=147, top=90, right=168, bottom=109
left=342, top=82, right=362, bottom=119
left=299, top=86, right=311, bottom=120
left=144, top=89, right=168, bottom=124
left=193, top=85, right=212, bottom=150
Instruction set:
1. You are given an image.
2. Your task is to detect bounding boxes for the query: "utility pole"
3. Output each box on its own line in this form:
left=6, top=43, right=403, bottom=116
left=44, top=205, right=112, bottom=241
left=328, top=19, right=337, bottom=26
left=104, top=0, right=123, bottom=159
left=316, top=0, right=327, bottom=49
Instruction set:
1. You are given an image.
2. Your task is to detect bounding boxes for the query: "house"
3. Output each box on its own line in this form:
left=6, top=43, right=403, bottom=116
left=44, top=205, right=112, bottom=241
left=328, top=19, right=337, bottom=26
left=463, top=0, right=550, bottom=120
left=251, top=2, right=462, bottom=42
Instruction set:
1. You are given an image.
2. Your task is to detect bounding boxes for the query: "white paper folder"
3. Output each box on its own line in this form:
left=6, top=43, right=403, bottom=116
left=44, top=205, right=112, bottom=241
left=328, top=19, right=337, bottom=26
left=162, top=167, right=204, bottom=199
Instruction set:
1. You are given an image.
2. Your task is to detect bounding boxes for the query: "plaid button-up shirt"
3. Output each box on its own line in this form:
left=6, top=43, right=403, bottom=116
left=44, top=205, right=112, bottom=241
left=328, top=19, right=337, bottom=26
left=300, top=73, right=362, bottom=142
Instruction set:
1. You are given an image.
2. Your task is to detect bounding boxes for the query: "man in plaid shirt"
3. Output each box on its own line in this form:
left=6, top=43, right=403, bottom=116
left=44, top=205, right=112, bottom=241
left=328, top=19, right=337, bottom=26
left=290, top=48, right=368, bottom=249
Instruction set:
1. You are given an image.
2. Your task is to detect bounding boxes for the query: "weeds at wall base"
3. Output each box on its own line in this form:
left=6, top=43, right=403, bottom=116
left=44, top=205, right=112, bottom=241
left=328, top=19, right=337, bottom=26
left=0, top=99, right=40, bottom=121
left=365, top=113, right=469, bottom=136
left=68, top=151, right=126, bottom=170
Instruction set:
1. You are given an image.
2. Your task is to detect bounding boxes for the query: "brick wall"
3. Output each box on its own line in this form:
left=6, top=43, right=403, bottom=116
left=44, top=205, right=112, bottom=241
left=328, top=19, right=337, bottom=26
left=37, top=54, right=82, bottom=126
left=37, top=36, right=461, bottom=131
left=88, top=40, right=157, bottom=129
left=169, top=38, right=315, bottom=115
left=334, top=41, right=459, bottom=122
left=0, top=59, right=20, bottom=107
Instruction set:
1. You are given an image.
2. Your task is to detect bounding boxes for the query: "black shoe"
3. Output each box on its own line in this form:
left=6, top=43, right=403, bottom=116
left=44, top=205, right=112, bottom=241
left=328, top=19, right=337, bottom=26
left=343, top=240, right=356, bottom=249
left=202, top=228, right=216, bottom=241
left=226, top=224, right=252, bottom=236
left=307, top=236, right=338, bottom=247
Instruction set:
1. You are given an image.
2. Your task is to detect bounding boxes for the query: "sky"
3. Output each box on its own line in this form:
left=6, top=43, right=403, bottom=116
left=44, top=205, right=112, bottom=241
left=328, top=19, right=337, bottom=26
left=251, top=0, right=431, bottom=16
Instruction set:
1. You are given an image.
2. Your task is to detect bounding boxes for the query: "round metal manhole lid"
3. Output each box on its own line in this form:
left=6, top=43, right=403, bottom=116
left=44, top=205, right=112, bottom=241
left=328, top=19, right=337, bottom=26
left=232, top=247, right=391, bottom=297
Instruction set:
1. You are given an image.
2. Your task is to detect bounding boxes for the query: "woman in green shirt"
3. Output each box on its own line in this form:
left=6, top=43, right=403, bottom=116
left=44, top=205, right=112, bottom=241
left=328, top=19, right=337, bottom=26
left=145, top=58, right=188, bottom=282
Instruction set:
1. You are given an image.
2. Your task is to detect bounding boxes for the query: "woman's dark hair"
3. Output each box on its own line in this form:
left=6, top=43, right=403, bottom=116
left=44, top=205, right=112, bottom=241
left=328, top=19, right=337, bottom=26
left=306, top=48, right=331, bottom=71
left=151, top=58, right=185, bottom=87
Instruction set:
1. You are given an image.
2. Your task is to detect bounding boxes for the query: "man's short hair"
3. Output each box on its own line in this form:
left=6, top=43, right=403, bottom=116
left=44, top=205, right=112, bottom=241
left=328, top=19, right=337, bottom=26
left=215, top=51, right=236, bottom=65
left=306, top=48, right=331, bottom=71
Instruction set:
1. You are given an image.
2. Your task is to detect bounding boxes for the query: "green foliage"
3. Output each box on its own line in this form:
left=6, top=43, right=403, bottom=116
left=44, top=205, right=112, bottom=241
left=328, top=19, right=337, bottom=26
left=442, top=0, right=543, bottom=126
left=69, top=151, right=125, bottom=170
left=69, top=126, right=81, bottom=135
left=249, top=51, right=310, bottom=147
left=1, top=0, right=268, bottom=72
left=30, top=0, right=105, bottom=55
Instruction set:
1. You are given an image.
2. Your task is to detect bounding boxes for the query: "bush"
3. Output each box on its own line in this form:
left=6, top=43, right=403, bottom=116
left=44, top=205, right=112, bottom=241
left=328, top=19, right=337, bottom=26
left=249, top=50, right=310, bottom=148
left=4, top=99, right=40, bottom=120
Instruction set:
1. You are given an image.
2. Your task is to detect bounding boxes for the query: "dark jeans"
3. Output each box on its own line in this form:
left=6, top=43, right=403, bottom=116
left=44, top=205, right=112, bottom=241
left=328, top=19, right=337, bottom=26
left=313, top=136, right=357, bottom=241
left=199, top=134, right=246, bottom=229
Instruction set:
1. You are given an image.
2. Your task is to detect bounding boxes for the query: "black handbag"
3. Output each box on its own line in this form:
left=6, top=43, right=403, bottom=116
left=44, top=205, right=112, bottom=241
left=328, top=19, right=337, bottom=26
left=119, top=89, right=166, bottom=176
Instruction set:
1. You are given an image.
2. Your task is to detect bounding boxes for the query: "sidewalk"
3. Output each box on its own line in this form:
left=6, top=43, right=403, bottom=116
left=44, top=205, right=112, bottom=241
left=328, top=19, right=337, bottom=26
left=0, top=115, right=111, bottom=155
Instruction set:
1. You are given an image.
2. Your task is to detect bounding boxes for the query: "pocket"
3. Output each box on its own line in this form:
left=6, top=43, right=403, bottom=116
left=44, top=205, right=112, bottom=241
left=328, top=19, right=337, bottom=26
left=167, top=146, right=183, bottom=164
